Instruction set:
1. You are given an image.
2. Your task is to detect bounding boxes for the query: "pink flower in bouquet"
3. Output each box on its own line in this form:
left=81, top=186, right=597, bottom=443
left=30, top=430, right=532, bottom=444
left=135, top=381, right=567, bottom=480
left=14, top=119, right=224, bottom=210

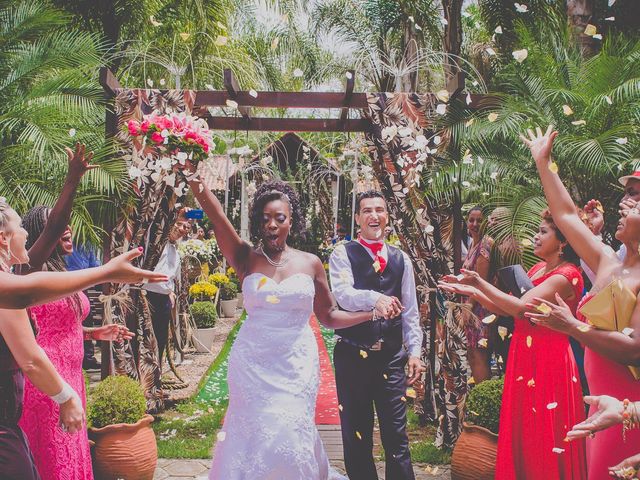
left=128, top=120, right=141, bottom=136
left=151, top=131, right=164, bottom=144
left=140, top=120, right=150, bottom=134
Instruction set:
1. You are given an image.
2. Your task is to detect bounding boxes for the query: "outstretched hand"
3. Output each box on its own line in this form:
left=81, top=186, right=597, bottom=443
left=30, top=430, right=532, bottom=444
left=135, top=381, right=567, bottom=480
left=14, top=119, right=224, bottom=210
left=519, top=125, right=558, bottom=165
left=65, top=143, right=97, bottom=181
left=566, top=395, right=623, bottom=441
left=441, top=268, right=481, bottom=286
left=524, top=293, right=579, bottom=334
left=102, top=248, right=169, bottom=285
left=609, top=452, right=640, bottom=479
left=437, top=281, right=479, bottom=299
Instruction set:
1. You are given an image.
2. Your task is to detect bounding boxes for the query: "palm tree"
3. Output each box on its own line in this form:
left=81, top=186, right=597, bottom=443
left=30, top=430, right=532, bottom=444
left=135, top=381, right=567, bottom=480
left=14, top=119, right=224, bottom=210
left=311, top=0, right=442, bottom=92
left=434, top=13, right=639, bottom=267
left=0, top=0, right=125, bottom=246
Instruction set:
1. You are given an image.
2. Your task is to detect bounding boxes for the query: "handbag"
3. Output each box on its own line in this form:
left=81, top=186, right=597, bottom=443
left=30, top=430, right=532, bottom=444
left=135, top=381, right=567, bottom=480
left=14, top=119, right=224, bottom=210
left=578, top=279, right=639, bottom=379
left=497, top=265, right=534, bottom=298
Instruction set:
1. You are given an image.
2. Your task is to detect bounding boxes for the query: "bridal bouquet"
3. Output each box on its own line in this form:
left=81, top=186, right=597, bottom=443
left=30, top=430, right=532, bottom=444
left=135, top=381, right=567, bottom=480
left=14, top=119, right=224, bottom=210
left=126, top=112, right=215, bottom=196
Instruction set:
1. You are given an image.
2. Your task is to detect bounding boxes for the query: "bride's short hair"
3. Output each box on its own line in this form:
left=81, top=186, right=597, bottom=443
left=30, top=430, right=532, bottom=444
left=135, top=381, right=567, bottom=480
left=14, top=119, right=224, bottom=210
left=249, top=180, right=305, bottom=243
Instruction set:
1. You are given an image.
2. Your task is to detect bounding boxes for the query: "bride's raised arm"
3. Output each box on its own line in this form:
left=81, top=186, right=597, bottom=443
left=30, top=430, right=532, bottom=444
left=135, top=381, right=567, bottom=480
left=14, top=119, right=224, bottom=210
left=521, top=126, right=605, bottom=274
left=183, top=164, right=251, bottom=276
left=310, top=256, right=375, bottom=329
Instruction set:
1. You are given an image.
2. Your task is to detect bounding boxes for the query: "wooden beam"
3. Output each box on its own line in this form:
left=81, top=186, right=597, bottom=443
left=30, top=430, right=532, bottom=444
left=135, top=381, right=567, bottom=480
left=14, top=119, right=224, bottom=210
left=195, top=90, right=369, bottom=109
left=446, top=71, right=465, bottom=101
left=223, top=69, right=251, bottom=119
left=340, top=70, right=356, bottom=122
left=99, top=67, right=122, bottom=96
left=206, top=116, right=371, bottom=132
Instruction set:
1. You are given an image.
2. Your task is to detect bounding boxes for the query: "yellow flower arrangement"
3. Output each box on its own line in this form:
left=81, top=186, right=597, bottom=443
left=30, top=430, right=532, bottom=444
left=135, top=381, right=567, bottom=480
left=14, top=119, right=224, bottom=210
left=209, top=272, right=230, bottom=286
left=189, top=281, right=219, bottom=299
left=226, top=267, right=235, bottom=276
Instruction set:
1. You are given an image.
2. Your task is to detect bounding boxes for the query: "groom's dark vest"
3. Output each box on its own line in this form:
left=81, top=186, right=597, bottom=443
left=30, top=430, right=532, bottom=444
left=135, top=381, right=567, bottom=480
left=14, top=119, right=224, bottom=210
left=335, top=241, right=405, bottom=352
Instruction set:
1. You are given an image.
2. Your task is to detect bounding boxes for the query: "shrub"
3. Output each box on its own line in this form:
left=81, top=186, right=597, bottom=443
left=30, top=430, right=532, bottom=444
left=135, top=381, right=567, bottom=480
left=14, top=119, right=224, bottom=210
left=88, top=375, right=147, bottom=428
left=465, top=377, right=504, bottom=434
left=191, top=301, right=217, bottom=328
left=219, top=281, right=238, bottom=301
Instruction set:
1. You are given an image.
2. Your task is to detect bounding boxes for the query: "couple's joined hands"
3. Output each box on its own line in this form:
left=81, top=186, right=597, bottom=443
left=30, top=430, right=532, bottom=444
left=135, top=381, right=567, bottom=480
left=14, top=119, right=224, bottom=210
left=374, top=294, right=403, bottom=319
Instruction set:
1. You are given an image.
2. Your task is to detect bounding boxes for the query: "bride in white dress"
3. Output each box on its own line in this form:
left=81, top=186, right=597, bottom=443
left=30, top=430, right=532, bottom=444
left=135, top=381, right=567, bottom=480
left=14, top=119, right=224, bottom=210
left=184, top=175, right=386, bottom=479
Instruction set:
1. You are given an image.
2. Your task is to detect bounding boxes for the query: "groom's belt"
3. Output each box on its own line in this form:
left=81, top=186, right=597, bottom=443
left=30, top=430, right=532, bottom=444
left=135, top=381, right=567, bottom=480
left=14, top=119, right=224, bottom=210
left=337, top=336, right=385, bottom=351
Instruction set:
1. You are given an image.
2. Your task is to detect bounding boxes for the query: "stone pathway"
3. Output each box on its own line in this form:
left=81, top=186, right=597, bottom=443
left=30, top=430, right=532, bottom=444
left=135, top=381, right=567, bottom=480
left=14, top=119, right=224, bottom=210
left=153, top=458, right=451, bottom=479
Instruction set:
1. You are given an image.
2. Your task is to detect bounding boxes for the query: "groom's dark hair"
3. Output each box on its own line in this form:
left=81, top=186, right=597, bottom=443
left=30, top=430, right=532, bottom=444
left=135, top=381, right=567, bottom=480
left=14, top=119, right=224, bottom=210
left=355, top=190, right=387, bottom=213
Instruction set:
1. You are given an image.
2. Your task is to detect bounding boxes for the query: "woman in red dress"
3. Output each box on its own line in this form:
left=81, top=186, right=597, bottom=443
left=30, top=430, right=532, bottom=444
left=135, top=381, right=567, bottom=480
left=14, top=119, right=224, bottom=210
left=439, top=210, right=587, bottom=480
left=521, top=126, right=640, bottom=479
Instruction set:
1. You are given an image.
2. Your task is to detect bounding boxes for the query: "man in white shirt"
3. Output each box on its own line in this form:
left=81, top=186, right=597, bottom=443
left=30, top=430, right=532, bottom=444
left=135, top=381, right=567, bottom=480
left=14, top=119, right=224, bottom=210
left=143, top=216, right=191, bottom=371
left=329, top=190, right=424, bottom=480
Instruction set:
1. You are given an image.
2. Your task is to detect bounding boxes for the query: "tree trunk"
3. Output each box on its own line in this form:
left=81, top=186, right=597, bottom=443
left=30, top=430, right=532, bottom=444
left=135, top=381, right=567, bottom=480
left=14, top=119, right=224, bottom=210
left=567, top=0, right=598, bottom=57
left=442, top=0, right=463, bottom=80
left=400, top=22, right=419, bottom=92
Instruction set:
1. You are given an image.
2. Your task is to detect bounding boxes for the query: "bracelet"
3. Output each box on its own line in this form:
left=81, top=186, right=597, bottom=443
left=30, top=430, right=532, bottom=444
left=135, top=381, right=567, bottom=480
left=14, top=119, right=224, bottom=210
left=50, top=382, right=75, bottom=405
left=622, top=398, right=639, bottom=443
left=371, top=308, right=378, bottom=322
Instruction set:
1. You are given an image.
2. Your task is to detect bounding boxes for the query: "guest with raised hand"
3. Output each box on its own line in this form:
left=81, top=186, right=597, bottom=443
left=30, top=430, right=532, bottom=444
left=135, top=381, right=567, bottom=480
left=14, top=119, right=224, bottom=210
left=0, top=198, right=85, bottom=480
left=180, top=165, right=386, bottom=478
left=439, top=208, right=587, bottom=479
left=521, top=126, right=640, bottom=479
left=16, top=143, right=131, bottom=480
left=461, top=206, right=494, bottom=383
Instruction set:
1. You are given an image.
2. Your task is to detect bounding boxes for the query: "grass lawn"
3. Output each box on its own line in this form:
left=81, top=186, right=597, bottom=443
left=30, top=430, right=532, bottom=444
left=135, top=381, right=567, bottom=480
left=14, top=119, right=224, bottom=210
left=378, top=408, right=452, bottom=465
left=153, top=400, right=226, bottom=459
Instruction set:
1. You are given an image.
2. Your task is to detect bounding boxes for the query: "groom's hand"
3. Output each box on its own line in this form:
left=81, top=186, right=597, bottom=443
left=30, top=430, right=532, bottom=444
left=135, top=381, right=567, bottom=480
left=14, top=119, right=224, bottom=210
left=375, top=295, right=403, bottom=319
left=406, top=356, right=425, bottom=385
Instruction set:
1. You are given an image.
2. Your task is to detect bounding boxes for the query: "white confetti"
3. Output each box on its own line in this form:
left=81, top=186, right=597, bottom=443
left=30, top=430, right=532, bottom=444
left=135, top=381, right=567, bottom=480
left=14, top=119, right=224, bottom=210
left=605, top=95, right=613, bottom=105
left=608, top=0, right=615, bottom=7
left=217, top=431, right=226, bottom=441
left=293, top=68, right=304, bottom=78
left=486, top=47, right=496, bottom=56
left=495, top=26, right=503, bottom=34
left=605, top=16, right=615, bottom=21
left=616, top=137, right=628, bottom=145
left=593, top=34, right=602, bottom=40
left=226, top=99, right=238, bottom=109
left=547, top=402, right=558, bottom=410
left=622, top=327, right=634, bottom=336
left=68, top=128, right=76, bottom=137
left=466, top=93, right=472, bottom=105
left=552, top=447, right=565, bottom=454
left=147, top=78, right=154, bottom=87
left=436, top=104, right=447, bottom=115
left=512, top=49, right=528, bottom=63
left=249, top=89, right=258, bottom=98
left=440, top=18, right=448, bottom=26
left=514, top=3, right=528, bottom=13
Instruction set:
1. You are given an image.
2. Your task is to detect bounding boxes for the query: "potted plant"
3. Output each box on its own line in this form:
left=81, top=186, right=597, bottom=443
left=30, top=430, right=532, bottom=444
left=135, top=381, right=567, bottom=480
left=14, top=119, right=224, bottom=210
left=451, top=377, right=503, bottom=480
left=88, top=375, right=157, bottom=480
left=219, top=281, right=239, bottom=317
left=190, top=300, right=218, bottom=353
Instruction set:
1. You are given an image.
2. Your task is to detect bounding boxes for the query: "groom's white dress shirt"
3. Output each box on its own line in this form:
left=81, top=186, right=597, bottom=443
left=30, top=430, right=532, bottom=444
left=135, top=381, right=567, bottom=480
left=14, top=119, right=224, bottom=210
left=329, top=240, right=423, bottom=358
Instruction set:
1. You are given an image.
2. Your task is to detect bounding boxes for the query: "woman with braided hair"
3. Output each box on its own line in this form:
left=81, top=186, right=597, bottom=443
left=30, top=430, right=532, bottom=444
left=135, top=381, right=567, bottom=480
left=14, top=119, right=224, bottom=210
left=181, top=165, right=393, bottom=478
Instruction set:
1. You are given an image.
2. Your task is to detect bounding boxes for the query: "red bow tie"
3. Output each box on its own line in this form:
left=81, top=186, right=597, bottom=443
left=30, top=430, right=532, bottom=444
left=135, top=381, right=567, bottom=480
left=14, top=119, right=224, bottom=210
left=359, top=239, right=387, bottom=273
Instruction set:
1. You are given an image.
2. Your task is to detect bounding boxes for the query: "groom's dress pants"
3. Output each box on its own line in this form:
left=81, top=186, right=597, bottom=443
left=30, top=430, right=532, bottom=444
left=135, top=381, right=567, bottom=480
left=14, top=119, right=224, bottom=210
left=334, top=340, right=415, bottom=480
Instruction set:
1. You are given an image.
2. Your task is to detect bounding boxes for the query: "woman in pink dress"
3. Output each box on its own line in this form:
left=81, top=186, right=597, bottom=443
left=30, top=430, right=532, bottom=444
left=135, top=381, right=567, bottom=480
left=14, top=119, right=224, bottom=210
left=17, top=144, right=132, bottom=480
left=522, top=127, right=640, bottom=479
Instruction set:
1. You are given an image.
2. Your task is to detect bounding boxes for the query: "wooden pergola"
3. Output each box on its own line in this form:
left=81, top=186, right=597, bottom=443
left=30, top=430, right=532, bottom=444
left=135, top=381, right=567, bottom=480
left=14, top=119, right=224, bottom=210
left=100, top=67, right=478, bottom=134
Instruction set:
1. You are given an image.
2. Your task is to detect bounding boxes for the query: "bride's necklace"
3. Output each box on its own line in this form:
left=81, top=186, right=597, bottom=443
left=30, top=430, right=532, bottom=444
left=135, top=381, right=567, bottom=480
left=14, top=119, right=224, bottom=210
left=260, top=247, right=289, bottom=268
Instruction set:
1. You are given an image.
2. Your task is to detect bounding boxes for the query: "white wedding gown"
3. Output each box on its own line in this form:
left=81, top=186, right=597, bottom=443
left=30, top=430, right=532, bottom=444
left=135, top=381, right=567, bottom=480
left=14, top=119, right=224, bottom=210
left=209, top=272, right=346, bottom=480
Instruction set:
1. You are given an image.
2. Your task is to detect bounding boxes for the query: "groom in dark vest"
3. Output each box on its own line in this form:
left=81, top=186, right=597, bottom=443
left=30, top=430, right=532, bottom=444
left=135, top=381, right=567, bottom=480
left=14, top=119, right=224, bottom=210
left=329, top=191, right=424, bottom=480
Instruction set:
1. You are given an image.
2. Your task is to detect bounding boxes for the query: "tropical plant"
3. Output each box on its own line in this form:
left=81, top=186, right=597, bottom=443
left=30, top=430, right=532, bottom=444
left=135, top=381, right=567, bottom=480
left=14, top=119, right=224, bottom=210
left=0, top=0, right=127, bottom=246
left=190, top=300, right=218, bottom=328
left=88, top=375, right=147, bottom=428
left=465, top=377, right=504, bottom=434
left=429, top=14, right=639, bottom=268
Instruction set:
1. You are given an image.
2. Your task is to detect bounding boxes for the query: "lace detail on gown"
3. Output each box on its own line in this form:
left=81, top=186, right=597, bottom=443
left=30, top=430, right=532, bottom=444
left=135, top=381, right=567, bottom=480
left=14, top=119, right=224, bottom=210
left=19, top=294, right=93, bottom=480
left=209, top=273, right=346, bottom=480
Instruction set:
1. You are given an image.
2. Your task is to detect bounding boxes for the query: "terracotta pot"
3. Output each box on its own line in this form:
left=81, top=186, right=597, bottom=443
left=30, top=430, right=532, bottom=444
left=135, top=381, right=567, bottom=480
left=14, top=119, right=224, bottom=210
left=451, top=422, right=498, bottom=480
left=193, top=326, right=216, bottom=353
left=220, top=298, right=238, bottom=317
left=89, top=414, right=157, bottom=480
